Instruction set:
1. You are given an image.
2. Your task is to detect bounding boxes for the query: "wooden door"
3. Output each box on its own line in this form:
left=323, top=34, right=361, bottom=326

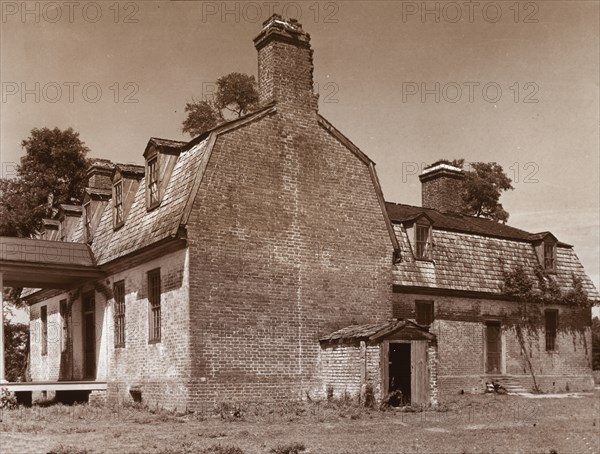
left=83, top=293, right=96, bottom=379
left=486, top=322, right=501, bottom=374
left=411, top=341, right=429, bottom=406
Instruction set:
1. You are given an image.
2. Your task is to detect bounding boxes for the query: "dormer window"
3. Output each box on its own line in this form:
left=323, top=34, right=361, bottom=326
left=415, top=224, right=432, bottom=260
left=533, top=232, right=558, bottom=272
left=147, top=156, right=159, bottom=209
left=114, top=179, right=124, bottom=229
left=544, top=242, right=556, bottom=271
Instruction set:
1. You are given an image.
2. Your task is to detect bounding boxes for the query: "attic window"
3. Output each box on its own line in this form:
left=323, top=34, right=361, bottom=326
left=543, top=242, right=556, bottom=271
left=114, top=179, right=124, bottom=229
left=415, top=224, right=432, bottom=260
left=147, top=157, right=159, bottom=209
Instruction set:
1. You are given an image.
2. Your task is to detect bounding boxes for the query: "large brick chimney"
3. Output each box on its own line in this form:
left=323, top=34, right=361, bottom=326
left=253, top=14, right=318, bottom=110
left=419, top=161, right=465, bottom=213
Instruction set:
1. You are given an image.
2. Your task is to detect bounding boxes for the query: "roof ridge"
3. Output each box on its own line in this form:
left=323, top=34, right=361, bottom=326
left=384, top=200, right=561, bottom=243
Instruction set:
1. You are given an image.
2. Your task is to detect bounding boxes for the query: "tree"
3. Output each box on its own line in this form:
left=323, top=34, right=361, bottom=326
left=593, top=316, right=600, bottom=370
left=4, top=319, right=29, bottom=382
left=450, top=159, right=514, bottom=222
left=182, top=72, right=259, bottom=137
left=0, top=127, right=90, bottom=238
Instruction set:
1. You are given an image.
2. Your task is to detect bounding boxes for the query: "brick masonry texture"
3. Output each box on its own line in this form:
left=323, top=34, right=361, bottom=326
left=23, top=16, right=597, bottom=410
left=319, top=342, right=382, bottom=400
left=185, top=102, right=394, bottom=407
left=392, top=292, right=594, bottom=398
left=29, top=249, right=190, bottom=411
left=420, top=172, right=464, bottom=213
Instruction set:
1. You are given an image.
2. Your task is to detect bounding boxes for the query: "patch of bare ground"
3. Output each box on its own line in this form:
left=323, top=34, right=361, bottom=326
left=1, top=391, right=599, bottom=454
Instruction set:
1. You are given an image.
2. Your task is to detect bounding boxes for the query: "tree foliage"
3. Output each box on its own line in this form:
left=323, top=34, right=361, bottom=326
left=0, top=127, right=90, bottom=237
left=592, top=316, right=600, bottom=370
left=449, top=159, right=514, bottom=222
left=2, top=301, right=29, bottom=382
left=182, top=72, right=259, bottom=137
left=4, top=321, right=29, bottom=382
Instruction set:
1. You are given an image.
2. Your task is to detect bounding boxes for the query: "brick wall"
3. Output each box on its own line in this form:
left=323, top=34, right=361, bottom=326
left=186, top=101, right=394, bottom=407
left=319, top=342, right=383, bottom=401
left=106, top=248, right=190, bottom=411
left=29, top=248, right=190, bottom=411
left=393, top=292, right=594, bottom=398
left=319, top=342, right=363, bottom=399
left=420, top=172, right=464, bottom=213
left=319, top=340, right=438, bottom=406
left=30, top=296, right=63, bottom=382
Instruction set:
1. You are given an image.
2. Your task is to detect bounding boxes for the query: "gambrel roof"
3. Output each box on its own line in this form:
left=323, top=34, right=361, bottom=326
left=386, top=202, right=570, bottom=245
left=82, top=105, right=277, bottom=265
left=387, top=203, right=599, bottom=301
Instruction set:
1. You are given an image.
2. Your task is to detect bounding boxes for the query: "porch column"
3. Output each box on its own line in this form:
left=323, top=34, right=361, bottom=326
left=0, top=271, right=5, bottom=382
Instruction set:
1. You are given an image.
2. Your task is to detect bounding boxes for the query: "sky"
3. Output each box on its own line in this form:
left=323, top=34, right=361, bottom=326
left=1, top=1, right=599, bottom=304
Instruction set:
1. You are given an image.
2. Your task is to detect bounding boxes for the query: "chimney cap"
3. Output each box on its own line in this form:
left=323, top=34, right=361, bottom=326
left=254, top=14, right=310, bottom=50
left=261, top=13, right=303, bottom=31
left=87, top=158, right=115, bottom=176
left=419, top=161, right=464, bottom=182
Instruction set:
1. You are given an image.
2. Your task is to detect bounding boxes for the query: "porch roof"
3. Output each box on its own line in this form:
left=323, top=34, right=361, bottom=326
left=0, top=237, right=104, bottom=289
left=320, top=319, right=436, bottom=344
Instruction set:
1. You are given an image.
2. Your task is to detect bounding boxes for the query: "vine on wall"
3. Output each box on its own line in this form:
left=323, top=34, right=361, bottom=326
left=501, top=265, right=593, bottom=392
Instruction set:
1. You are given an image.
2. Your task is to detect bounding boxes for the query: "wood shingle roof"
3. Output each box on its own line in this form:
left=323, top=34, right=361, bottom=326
left=391, top=223, right=599, bottom=300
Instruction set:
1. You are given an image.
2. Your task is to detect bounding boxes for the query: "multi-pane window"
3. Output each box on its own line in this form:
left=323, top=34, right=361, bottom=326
left=415, top=301, right=434, bottom=325
left=114, top=280, right=126, bottom=347
left=148, top=157, right=159, bottom=207
left=41, top=305, right=48, bottom=356
left=114, top=180, right=124, bottom=227
left=148, top=269, right=161, bottom=342
left=545, top=309, right=558, bottom=351
left=544, top=243, right=556, bottom=271
left=415, top=224, right=432, bottom=260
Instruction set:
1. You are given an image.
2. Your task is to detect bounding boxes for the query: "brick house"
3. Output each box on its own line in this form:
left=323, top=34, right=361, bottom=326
left=7, top=15, right=597, bottom=409
left=387, top=163, right=598, bottom=399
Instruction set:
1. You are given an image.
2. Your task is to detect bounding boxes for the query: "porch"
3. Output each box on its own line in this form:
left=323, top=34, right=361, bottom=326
left=0, top=237, right=105, bottom=390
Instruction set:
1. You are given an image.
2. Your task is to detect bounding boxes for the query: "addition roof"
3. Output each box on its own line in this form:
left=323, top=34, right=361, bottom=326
left=386, top=202, right=570, bottom=246
left=320, top=319, right=435, bottom=343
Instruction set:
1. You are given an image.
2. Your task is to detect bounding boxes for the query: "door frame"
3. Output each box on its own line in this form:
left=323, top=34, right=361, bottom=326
left=484, top=320, right=504, bottom=374
left=381, top=340, right=430, bottom=405
left=82, top=291, right=96, bottom=380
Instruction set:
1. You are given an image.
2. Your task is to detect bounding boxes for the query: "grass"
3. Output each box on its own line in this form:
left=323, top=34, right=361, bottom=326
left=1, top=391, right=598, bottom=453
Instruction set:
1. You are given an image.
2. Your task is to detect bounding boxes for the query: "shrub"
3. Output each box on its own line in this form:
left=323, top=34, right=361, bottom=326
left=326, top=384, right=334, bottom=401
left=270, top=442, right=306, bottom=454
left=363, top=384, right=375, bottom=408
left=0, top=388, right=17, bottom=410
left=202, top=445, right=244, bottom=454
left=47, top=446, right=90, bottom=454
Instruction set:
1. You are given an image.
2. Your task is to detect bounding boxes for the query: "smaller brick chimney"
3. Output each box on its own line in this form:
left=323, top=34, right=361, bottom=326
left=84, top=159, right=114, bottom=243
left=87, top=159, right=114, bottom=190
left=419, top=162, right=465, bottom=213
left=253, top=14, right=317, bottom=110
